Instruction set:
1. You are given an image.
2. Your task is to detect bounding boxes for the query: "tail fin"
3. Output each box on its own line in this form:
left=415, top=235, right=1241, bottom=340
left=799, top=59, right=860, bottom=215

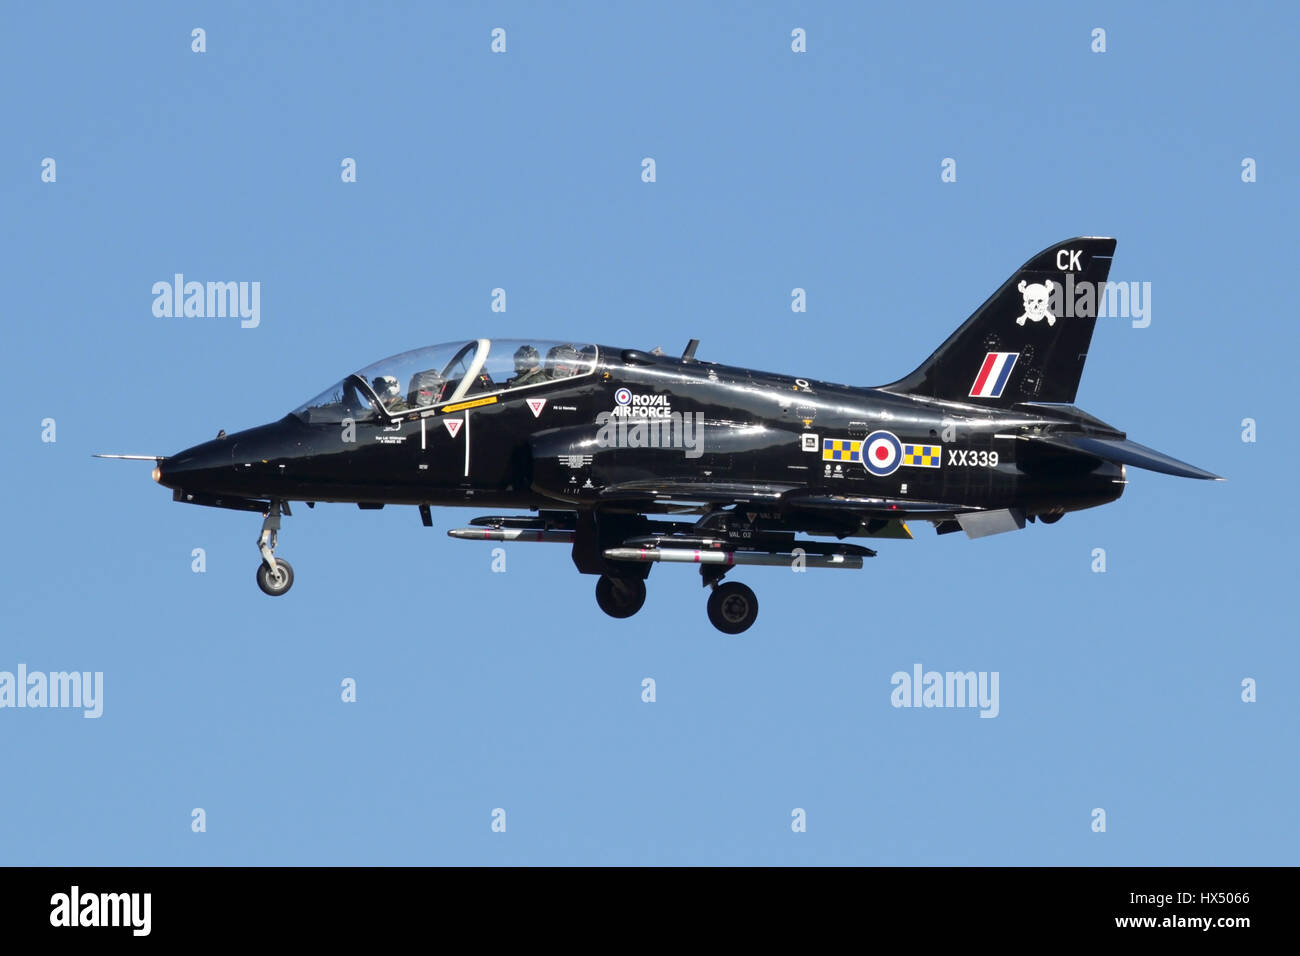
left=882, top=237, right=1117, bottom=405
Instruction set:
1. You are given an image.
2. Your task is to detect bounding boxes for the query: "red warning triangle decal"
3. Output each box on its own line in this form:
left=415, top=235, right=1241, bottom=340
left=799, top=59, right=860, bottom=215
left=526, top=398, right=547, bottom=418
left=443, top=418, right=463, bottom=438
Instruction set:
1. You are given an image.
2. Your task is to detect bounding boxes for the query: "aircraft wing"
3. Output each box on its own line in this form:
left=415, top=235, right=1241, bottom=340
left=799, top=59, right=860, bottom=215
left=598, top=478, right=802, bottom=505
left=598, top=479, right=977, bottom=524
left=782, top=491, right=978, bottom=518
left=784, top=493, right=1024, bottom=537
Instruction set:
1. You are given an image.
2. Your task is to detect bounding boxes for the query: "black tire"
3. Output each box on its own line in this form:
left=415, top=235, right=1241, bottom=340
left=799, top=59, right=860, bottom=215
left=707, top=581, right=758, bottom=634
left=595, top=575, right=646, bottom=619
left=1039, top=511, right=1065, bottom=525
left=256, top=558, right=294, bottom=596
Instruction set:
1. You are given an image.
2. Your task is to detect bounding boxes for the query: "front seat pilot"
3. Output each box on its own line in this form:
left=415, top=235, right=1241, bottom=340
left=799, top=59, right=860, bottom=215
left=372, top=375, right=406, bottom=411
left=509, top=345, right=548, bottom=388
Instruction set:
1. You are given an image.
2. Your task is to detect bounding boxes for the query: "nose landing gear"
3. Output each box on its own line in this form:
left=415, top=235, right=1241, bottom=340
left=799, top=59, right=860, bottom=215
left=255, top=500, right=294, bottom=596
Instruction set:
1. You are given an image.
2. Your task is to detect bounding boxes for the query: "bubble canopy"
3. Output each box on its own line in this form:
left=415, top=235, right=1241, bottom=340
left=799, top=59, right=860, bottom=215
left=291, top=339, right=598, bottom=423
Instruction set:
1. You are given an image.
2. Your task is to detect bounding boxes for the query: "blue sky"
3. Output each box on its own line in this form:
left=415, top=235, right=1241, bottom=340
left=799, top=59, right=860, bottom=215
left=1, top=1, right=1294, bottom=865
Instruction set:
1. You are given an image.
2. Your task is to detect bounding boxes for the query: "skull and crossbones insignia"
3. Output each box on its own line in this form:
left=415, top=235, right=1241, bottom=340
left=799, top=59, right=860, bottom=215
left=1015, top=279, right=1056, bottom=327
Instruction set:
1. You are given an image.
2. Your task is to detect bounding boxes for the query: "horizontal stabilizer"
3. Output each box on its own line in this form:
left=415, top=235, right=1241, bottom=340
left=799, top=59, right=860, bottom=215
left=1032, top=435, right=1223, bottom=481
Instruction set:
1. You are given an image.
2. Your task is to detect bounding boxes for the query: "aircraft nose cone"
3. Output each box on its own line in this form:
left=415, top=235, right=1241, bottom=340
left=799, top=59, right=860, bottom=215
left=156, top=419, right=303, bottom=498
left=155, top=438, right=233, bottom=491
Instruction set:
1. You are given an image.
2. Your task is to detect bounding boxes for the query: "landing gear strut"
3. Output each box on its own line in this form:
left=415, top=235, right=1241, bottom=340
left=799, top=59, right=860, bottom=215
left=255, top=501, right=294, bottom=596
left=595, top=575, right=646, bottom=619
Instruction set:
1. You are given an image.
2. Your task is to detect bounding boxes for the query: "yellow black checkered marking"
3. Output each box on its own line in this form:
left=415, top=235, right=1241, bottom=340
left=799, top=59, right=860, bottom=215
left=822, top=438, right=861, bottom=462
left=902, top=443, right=941, bottom=468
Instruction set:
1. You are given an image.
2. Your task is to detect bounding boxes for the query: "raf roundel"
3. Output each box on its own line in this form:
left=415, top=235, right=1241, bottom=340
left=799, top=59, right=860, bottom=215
left=862, top=430, right=903, bottom=476
left=615, top=387, right=632, bottom=406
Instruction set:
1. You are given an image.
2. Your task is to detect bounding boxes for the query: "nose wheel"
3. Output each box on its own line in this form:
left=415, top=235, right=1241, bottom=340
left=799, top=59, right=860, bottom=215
left=256, top=558, right=294, bottom=596
left=255, top=500, right=294, bottom=597
left=706, top=581, right=759, bottom=634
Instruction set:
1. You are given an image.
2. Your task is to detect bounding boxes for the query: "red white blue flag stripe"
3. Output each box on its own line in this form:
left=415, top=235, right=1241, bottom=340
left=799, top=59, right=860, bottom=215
left=969, top=352, right=1019, bottom=398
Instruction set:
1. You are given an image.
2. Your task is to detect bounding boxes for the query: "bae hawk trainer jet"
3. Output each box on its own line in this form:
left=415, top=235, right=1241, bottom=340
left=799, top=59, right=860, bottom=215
left=101, top=237, right=1220, bottom=633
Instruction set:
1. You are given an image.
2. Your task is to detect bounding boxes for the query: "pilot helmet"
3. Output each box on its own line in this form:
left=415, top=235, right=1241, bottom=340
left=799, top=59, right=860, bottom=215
left=550, top=344, right=581, bottom=377
left=514, top=344, right=540, bottom=373
left=373, top=375, right=401, bottom=401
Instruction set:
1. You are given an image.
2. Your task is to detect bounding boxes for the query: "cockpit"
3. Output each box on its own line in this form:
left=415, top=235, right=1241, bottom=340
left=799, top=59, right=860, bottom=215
left=291, top=339, right=598, bottom=423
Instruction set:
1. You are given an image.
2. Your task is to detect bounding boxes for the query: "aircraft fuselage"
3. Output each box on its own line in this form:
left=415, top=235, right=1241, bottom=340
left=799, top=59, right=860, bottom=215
left=157, top=346, right=1125, bottom=522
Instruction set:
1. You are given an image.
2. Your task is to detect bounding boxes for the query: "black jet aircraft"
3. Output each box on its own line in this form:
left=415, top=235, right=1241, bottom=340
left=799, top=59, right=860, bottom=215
left=101, top=237, right=1220, bottom=633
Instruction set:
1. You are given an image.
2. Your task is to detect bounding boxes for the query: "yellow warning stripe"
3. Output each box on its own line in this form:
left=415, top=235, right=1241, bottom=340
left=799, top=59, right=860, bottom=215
left=440, top=396, right=498, bottom=413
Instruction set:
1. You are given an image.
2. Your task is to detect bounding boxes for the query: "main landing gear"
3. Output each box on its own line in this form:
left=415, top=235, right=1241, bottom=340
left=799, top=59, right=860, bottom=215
left=706, top=581, right=759, bottom=635
left=255, top=500, right=294, bottom=596
left=592, top=569, right=760, bottom=635
left=595, top=575, right=646, bottom=619
left=700, top=565, right=758, bottom=634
